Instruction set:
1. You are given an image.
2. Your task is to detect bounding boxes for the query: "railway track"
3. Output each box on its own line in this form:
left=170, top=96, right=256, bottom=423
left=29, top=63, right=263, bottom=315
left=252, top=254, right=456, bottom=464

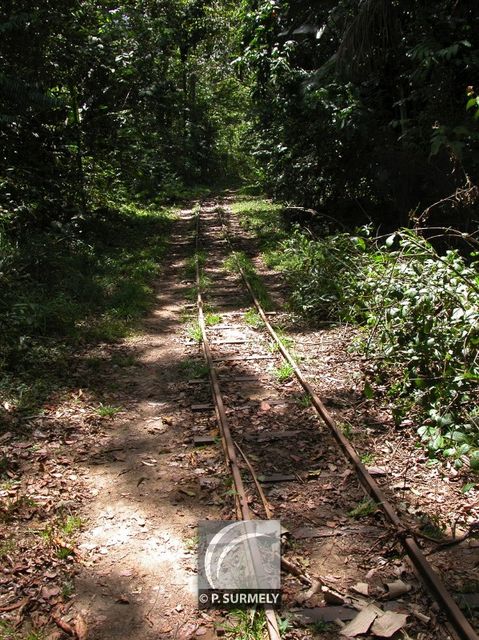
left=186, top=199, right=479, bottom=640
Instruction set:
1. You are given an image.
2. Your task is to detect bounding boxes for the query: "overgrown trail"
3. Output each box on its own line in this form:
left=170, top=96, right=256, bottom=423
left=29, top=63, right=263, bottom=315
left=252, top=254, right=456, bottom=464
left=1, top=197, right=478, bottom=640
left=71, top=208, right=220, bottom=640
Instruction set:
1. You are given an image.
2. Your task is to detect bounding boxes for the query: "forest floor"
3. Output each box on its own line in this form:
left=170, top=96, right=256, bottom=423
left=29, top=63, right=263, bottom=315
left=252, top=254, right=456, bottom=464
left=0, top=196, right=478, bottom=640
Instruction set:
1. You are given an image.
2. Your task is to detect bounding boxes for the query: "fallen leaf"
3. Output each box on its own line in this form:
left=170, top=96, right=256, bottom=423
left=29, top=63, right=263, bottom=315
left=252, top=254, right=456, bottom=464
left=196, top=627, right=208, bottom=636
left=323, top=586, right=345, bottom=606
left=351, top=582, right=369, bottom=596
left=179, top=488, right=196, bottom=497
left=0, top=597, right=29, bottom=612
left=260, top=401, right=271, bottom=411
left=41, top=585, right=61, bottom=600
left=371, top=611, right=408, bottom=637
left=384, top=579, right=411, bottom=599
left=75, top=613, right=88, bottom=640
left=366, top=466, right=387, bottom=476
left=340, top=605, right=378, bottom=637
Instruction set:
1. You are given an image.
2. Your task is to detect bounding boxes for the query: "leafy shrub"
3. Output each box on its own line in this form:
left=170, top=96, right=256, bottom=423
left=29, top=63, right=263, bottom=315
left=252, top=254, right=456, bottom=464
left=273, top=227, right=479, bottom=465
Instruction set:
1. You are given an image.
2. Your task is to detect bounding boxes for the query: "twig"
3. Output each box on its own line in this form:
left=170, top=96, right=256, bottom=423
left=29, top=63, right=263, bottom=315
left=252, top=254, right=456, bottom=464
left=234, top=440, right=273, bottom=519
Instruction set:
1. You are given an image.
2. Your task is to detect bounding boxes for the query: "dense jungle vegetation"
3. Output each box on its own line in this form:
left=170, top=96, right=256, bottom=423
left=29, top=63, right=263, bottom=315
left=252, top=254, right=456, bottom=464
left=1, top=1, right=478, bottom=466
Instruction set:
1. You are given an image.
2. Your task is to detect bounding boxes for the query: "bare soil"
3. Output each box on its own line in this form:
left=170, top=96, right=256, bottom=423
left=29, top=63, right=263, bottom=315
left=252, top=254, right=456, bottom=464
left=1, top=197, right=478, bottom=640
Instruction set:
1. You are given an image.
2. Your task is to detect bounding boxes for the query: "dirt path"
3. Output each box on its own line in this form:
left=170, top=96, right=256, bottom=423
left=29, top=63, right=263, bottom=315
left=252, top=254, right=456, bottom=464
left=2, top=197, right=477, bottom=640
left=72, top=207, right=220, bottom=640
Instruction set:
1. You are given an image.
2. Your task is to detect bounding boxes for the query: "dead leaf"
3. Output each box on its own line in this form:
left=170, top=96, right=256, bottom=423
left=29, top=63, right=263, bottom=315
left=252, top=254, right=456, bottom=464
left=0, top=597, right=29, bottom=612
left=371, top=611, right=408, bottom=637
left=52, top=613, right=76, bottom=636
left=137, top=476, right=147, bottom=487
left=41, top=585, right=61, bottom=600
left=340, top=605, right=378, bottom=637
left=384, top=579, right=411, bottom=599
left=196, top=627, right=208, bottom=636
left=116, top=594, right=130, bottom=604
left=260, top=401, right=271, bottom=411
left=322, top=586, right=345, bottom=606
left=351, top=582, right=369, bottom=596
left=180, top=488, right=196, bottom=497
left=75, top=613, right=88, bottom=640
left=366, top=466, right=387, bottom=476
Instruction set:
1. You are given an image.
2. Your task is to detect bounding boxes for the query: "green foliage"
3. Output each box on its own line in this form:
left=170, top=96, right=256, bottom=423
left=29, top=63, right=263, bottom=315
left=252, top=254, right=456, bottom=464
left=60, top=515, right=83, bottom=536
left=96, top=404, right=122, bottom=418
left=267, top=222, right=479, bottom=463
left=179, top=358, right=209, bottom=379
left=244, top=308, right=263, bottom=329
left=272, top=361, right=294, bottom=383
left=205, top=312, right=221, bottom=326
left=240, top=1, right=479, bottom=226
left=272, top=228, right=368, bottom=319
left=188, top=322, right=203, bottom=343
left=348, top=498, right=377, bottom=519
left=222, top=609, right=266, bottom=640
left=224, top=251, right=273, bottom=310
left=0, top=202, right=172, bottom=413
left=231, top=197, right=285, bottom=251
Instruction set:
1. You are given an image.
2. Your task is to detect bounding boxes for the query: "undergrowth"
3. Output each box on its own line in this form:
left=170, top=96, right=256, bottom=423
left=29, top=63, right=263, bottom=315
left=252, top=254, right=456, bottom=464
left=224, top=251, right=273, bottom=311
left=235, top=197, right=479, bottom=468
left=0, top=201, right=174, bottom=415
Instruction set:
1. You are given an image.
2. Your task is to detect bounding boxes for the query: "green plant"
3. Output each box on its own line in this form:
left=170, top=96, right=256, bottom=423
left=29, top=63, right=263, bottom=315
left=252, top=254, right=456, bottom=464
left=269, top=328, right=294, bottom=353
left=0, top=538, right=15, bottom=557
left=224, top=251, right=273, bottom=311
left=96, top=404, right=122, bottom=418
left=62, top=581, right=75, bottom=599
left=277, top=616, right=291, bottom=634
left=185, top=250, right=207, bottom=279
left=272, top=361, right=294, bottom=382
left=56, top=546, right=74, bottom=559
left=348, top=498, right=377, bottom=519
left=297, top=393, right=312, bottom=408
left=188, top=322, right=203, bottom=343
left=205, top=312, right=221, bottom=326
left=179, top=359, right=209, bottom=379
left=265, top=224, right=479, bottom=464
left=60, top=515, right=83, bottom=536
left=244, top=308, right=263, bottom=329
left=184, top=534, right=199, bottom=551
left=223, top=608, right=265, bottom=640
left=360, top=452, right=375, bottom=465
left=340, top=422, right=353, bottom=438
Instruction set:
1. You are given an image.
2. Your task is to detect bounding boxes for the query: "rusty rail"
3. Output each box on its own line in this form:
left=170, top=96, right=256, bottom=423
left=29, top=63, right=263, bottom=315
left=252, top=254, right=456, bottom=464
left=194, top=209, right=282, bottom=640
left=218, top=206, right=479, bottom=640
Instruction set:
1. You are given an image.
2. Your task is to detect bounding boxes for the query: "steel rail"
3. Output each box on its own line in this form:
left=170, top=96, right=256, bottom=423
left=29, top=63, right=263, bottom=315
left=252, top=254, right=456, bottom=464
left=194, top=209, right=282, bottom=640
left=219, top=207, right=479, bottom=640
